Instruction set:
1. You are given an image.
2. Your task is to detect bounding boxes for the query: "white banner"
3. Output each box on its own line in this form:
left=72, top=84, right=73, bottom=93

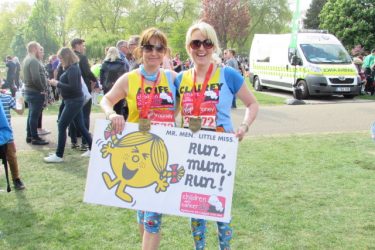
left=84, top=120, right=239, bottom=223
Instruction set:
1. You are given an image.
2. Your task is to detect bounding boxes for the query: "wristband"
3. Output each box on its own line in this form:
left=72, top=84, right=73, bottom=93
left=105, top=110, right=116, bottom=120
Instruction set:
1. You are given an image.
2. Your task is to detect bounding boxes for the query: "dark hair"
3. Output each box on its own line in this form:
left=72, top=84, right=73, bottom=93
left=70, top=38, right=85, bottom=49
left=372, top=49, right=375, bottom=54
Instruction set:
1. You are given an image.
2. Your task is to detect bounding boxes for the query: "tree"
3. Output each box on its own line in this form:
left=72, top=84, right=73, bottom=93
left=0, top=1, right=32, bottom=60
left=303, top=0, right=327, bottom=29
left=319, top=0, right=375, bottom=51
left=201, top=0, right=251, bottom=50
left=24, top=0, right=59, bottom=56
left=246, top=0, right=291, bottom=54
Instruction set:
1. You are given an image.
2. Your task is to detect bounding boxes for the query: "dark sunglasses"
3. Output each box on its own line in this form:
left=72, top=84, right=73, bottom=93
left=189, top=39, right=214, bottom=50
left=142, top=44, right=166, bottom=53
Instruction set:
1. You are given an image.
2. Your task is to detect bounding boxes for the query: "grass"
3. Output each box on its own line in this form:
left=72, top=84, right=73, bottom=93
left=1, top=132, right=374, bottom=249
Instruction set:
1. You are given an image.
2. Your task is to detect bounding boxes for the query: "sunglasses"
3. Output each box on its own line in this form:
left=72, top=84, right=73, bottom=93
left=189, top=39, right=214, bottom=50
left=142, top=44, right=166, bottom=53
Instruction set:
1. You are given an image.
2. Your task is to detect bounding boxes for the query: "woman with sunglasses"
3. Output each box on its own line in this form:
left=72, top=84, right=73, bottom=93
left=175, top=21, right=259, bottom=249
left=100, top=27, right=177, bottom=250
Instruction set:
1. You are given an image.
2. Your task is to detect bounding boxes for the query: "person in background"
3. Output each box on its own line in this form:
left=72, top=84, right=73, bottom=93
left=22, top=41, right=49, bottom=145
left=71, top=38, right=97, bottom=151
left=175, top=21, right=259, bottom=250
left=116, top=40, right=130, bottom=72
left=127, top=35, right=141, bottom=70
left=362, top=48, right=375, bottom=95
left=36, top=46, right=51, bottom=136
left=100, top=27, right=177, bottom=250
left=100, top=47, right=127, bottom=119
left=0, top=89, right=25, bottom=190
left=172, top=53, right=182, bottom=73
left=44, top=47, right=92, bottom=163
left=13, top=57, right=21, bottom=90
left=224, top=49, right=241, bottom=108
left=5, top=56, right=17, bottom=97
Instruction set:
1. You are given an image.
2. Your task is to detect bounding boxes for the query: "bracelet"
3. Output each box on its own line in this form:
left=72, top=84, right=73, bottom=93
left=240, top=122, right=249, bottom=132
left=105, top=110, right=116, bottom=120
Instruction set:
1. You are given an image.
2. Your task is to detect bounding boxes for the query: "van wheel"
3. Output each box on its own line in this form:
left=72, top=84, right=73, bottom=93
left=254, top=77, right=263, bottom=91
left=295, top=80, right=309, bottom=99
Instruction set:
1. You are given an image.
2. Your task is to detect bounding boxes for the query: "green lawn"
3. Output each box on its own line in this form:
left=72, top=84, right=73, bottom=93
left=1, top=132, right=374, bottom=249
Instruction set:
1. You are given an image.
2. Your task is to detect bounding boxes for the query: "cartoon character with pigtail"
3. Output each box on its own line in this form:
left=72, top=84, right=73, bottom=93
left=100, top=124, right=185, bottom=203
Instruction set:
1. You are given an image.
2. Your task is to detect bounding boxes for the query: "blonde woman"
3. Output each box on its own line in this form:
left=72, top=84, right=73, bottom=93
left=100, top=47, right=128, bottom=116
left=175, top=21, right=259, bottom=249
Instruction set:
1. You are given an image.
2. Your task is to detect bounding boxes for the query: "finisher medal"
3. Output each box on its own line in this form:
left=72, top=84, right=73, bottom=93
left=139, top=118, right=151, bottom=132
left=189, top=116, right=202, bottom=132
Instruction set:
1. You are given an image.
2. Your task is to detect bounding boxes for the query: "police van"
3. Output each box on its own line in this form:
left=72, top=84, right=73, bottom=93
left=249, top=31, right=361, bottom=99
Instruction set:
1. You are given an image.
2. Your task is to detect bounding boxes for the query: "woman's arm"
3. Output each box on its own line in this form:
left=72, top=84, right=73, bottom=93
left=235, top=82, right=259, bottom=141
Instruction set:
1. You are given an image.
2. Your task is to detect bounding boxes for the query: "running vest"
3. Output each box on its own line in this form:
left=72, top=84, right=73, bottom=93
left=176, top=66, right=242, bottom=132
left=127, top=69, right=176, bottom=127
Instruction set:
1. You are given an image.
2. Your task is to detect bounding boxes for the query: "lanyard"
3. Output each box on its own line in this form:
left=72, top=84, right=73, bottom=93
left=140, top=71, right=160, bottom=119
left=192, top=63, right=214, bottom=116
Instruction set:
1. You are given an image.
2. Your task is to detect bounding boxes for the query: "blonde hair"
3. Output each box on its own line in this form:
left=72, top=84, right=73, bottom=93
left=133, top=27, right=168, bottom=63
left=104, top=47, right=120, bottom=62
left=185, top=21, right=222, bottom=64
left=117, top=132, right=168, bottom=173
left=57, top=47, right=79, bottom=67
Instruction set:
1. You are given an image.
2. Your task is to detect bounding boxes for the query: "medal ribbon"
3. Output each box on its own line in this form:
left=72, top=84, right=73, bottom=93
left=140, top=71, right=160, bottom=119
left=192, top=63, right=214, bottom=116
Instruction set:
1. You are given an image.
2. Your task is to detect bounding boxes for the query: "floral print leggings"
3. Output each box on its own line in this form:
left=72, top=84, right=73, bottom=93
left=191, top=218, right=232, bottom=250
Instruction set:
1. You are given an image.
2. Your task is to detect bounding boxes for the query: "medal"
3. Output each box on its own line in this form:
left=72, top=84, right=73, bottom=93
left=188, top=64, right=214, bottom=133
left=138, top=69, right=160, bottom=132
left=139, top=118, right=151, bottom=132
left=189, top=116, right=202, bottom=132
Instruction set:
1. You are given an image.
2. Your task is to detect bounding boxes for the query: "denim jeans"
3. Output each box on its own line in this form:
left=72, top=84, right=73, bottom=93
left=24, top=90, right=45, bottom=139
left=70, top=98, right=92, bottom=145
left=56, top=97, right=92, bottom=158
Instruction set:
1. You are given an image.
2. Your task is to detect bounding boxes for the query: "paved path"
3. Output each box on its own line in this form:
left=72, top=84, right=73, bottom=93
left=10, top=101, right=375, bottom=150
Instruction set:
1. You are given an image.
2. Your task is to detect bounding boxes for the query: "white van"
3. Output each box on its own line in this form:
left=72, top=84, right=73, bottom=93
left=249, top=32, right=361, bottom=99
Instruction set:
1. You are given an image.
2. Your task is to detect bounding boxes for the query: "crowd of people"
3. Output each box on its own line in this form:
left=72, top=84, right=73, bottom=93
left=351, top=45, right=375, bottom=95
left=0, top=21, right=259, bottom=249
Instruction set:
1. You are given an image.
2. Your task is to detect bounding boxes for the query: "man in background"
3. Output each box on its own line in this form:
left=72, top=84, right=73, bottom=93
left=224, top=49, right=241, bottom=108
left=71, top=38, right=97, bottom=151
left=22, top=41, right=49, bottom=145
left=116, top=40, right=130, bottom=72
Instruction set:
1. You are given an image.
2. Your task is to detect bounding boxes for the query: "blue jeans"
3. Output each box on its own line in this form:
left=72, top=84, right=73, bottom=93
left=24, top=90, right=45, bottom=139
left=56, top=97, right=92, bottom=157
left=70, top=99, right=92, bottom=145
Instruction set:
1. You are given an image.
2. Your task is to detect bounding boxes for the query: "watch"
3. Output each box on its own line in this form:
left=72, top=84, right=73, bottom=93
left=240, top=122, right=249, bottom=132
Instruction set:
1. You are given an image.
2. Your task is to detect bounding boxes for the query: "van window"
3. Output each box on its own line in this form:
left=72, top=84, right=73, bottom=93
left=300, top=44, right=351, bottom=64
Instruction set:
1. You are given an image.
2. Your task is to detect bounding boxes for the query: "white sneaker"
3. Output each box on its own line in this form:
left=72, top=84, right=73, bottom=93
left=44, top=153, right=63, bottom=163
left=81, top=150, right=90, bottom=157
left=38, top=128, right=51, bottom=135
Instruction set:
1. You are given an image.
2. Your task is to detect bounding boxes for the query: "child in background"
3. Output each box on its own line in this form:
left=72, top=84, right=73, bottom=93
left=0, top=90, right=25, bottom=190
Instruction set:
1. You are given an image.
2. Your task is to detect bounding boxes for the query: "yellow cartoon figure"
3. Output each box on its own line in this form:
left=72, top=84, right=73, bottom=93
left=101, top=125, right=185, bottom=203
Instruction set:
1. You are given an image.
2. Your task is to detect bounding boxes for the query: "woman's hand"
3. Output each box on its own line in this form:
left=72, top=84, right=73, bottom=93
left=235, top=123, right=248, bottom=142
left=108, top=113, right=125, bottom=134
left=48, top=79, right=58, bottom=86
